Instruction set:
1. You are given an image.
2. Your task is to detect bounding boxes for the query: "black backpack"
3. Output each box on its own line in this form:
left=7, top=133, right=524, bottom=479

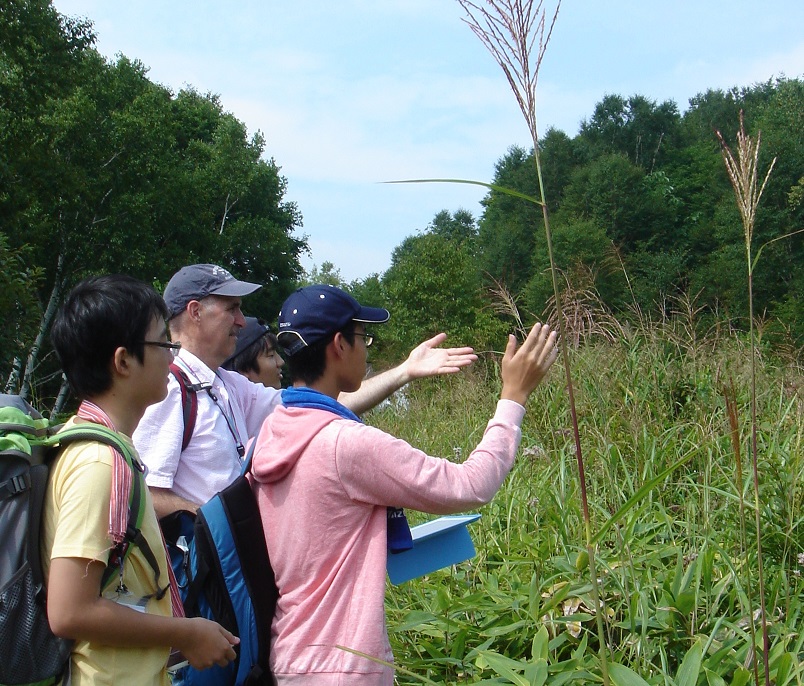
left=0, top=394, right=166, bottom=686
left=161, top=444, right=278, bottom=686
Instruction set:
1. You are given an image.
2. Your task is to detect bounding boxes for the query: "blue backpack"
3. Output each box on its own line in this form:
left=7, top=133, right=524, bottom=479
left=161, top=445, right=278, bottom=686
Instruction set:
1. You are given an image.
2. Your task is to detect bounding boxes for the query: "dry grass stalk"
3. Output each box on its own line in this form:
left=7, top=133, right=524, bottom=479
left=716, top=111, right=776, bottom=686
left=458, top=0, right=560, bottom=148
left=458, top=2, right=613, bottom=683
left=542, top=267, right=625, bottom=348
left=487, top=275, right=528, bottom=338
left=715, top=112, right=776, bottom=267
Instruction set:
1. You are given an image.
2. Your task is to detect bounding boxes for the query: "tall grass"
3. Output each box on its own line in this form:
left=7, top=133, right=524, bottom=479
left=372, top=319, right=803, bottom=685
left=454, top=2, right=616, bottom=681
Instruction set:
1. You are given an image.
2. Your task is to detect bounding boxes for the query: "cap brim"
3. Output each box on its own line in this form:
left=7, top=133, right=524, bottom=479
left=353, top=305, right=390, bottom=324
left=211, top=280, right=262, bottom=297
left=277, top=330, right=308, bottom=357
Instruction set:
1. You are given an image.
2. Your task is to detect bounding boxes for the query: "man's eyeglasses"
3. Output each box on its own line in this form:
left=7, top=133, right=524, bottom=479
left=142, top=340, right=182, bottom=352
left=354, top=332, right=374, bottom=347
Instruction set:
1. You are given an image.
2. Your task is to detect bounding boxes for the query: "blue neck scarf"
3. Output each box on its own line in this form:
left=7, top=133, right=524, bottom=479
left=282, top=386, right=413, bottom=554
left=281, top=386, right=361, bottom=422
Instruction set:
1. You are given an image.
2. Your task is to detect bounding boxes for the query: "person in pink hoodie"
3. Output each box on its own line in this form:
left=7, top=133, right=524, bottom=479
left=251, top=285, right=558, bottom=685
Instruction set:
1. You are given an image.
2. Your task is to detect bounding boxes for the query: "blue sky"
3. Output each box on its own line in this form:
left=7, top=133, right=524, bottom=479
left=52, top=0, right=804, bottom=282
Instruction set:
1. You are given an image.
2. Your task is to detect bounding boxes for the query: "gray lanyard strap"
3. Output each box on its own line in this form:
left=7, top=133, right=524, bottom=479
left=173, top=358, right=245, bottom=458
left=208, top=374, right=246, bottom=458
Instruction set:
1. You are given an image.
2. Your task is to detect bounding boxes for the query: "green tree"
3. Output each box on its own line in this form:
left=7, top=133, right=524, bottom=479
left=298, top=261, right=346, bottom=289
left=428, top=208, right=478, bottom=247
left=1, top=5, right=306, bottom=403
left=382, top=232, right=504, bottom=359
left=578, top=94, right=681, bottom=171
left=477, top=146, right=541, bottom=294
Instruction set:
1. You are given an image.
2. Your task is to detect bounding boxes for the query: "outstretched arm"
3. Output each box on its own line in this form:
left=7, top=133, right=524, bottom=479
left=339, top=333, right=478, bottom=415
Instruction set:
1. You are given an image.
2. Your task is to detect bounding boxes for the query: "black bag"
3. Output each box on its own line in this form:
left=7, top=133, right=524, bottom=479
left=161, top=445, right=278, bottom=686
left=0, top=395, right=164, bottom=686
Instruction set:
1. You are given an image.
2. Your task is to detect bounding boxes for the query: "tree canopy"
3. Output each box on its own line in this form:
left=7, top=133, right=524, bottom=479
left=1, top=0, right=306, bottom=404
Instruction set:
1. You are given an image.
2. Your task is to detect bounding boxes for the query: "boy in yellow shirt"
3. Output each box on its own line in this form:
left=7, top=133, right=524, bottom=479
left=42, top=274, right=238, bottom=685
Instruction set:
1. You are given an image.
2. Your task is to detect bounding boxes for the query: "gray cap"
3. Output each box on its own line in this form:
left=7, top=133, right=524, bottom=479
left=164, top=264, right=261, bottom=319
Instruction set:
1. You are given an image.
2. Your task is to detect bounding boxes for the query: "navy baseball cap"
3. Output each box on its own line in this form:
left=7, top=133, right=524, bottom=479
left=277, top=285, right=389, bottom=356
left=164, top=264, right=261, bottom=319
left=223, top=317, right=271, bottom=367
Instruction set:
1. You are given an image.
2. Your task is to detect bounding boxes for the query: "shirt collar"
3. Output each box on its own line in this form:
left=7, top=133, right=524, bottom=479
left=175, top=348, right=218, bottom=386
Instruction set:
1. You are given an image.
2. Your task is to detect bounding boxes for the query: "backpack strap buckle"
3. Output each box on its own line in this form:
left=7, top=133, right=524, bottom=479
left=0, top=472, right=31, bottom=500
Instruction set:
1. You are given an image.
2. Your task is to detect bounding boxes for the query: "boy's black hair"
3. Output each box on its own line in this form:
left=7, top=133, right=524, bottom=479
left=285, top=322, right=356, bottom=386
left=223, top=331, right=279, bottom=376
left=51, top=274, right=169, bottom=398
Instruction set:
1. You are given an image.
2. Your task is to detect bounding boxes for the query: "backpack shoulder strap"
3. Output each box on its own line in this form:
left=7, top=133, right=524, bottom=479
left=51, top=425, right=169, bottom=598
left=170, top=363, right=198, bottom=452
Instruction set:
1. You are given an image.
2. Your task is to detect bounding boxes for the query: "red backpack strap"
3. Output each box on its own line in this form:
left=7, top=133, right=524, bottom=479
left=169, top=363, right=198, bottom=452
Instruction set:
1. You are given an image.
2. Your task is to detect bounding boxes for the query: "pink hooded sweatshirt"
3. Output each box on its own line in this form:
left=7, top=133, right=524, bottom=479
left=251, top=398, right=526, bottom=686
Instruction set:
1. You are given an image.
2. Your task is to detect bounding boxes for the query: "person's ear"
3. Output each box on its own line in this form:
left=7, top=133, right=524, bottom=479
left=330, top=332, right=350, bottom=360
left=186, top=300, right=202, bottom=323
left=111, top=346, right=132, bottom=379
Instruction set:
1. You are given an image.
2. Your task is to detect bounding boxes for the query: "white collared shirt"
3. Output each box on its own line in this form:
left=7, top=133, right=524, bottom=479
left=133, top=349, right=282, bottom=505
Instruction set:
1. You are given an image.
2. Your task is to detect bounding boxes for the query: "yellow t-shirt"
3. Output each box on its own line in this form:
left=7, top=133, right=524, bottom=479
left=41, top=418, right=172, bottom=686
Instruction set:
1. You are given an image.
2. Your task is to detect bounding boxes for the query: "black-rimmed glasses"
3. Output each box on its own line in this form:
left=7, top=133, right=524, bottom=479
left=142, top=340, right=182, bottom=352
left=354, top=333, right=374, bottom=347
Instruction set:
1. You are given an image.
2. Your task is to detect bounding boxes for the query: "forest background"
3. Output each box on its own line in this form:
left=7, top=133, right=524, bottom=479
left=3, top=1, right=803, bottom=409
left=2, top=1, right=803, bottom=407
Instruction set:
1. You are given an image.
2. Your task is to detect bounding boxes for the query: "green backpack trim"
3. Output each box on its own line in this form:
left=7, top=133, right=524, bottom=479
left=46, top=424, right=168, bottom=597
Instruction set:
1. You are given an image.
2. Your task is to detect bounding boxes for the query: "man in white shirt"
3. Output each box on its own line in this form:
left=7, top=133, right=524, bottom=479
left=134, top=264, right=478, bottom=517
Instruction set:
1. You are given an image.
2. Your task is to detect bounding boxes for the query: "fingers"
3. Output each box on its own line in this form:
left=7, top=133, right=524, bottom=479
left=422, top=332, right=448, bottom=348
left=216, top=643, right=237, bottom=668
left=221, top=627, right=239, bottom=645
left=502, top=333, right=518, bottom=362
left=520, top=323, right=557, bottom=363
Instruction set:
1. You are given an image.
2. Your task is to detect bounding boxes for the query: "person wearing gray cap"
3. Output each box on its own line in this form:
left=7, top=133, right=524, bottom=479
left=133, top=264, right=479, bottom=517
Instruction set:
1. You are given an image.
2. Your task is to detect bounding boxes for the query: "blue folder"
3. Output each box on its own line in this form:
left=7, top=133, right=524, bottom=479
left=387, top=514, right=481, bottom=585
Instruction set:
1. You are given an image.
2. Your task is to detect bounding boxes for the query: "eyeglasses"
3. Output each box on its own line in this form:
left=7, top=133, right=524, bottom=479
left=142, top=340, right=182, bottom=352
left=354, top=332, right=374, bottom=347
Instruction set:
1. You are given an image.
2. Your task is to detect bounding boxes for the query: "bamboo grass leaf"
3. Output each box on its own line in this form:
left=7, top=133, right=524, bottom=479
left=675, top=640, right=704, bottom=686
left=592, top=450, right=695, bottom=545
left=531, top=624, right=549, bottom=662
left=608, top=662, right=651, bottom=686
left=525, top=658, right=548, bottom=686
left=475, top=650, right=531, bottom=685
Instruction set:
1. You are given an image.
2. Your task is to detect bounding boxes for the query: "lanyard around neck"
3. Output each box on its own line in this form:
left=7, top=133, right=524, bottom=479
left=207, top=375, right=246, bottom=458
left=173, top=357, right=245, bottom=458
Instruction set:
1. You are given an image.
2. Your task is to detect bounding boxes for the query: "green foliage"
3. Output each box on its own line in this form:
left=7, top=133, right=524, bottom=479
left=348, top=273, right=385, bottom=308
left=299, top=261, right=347, bottom=288
left=478, top=146, right=542, bottom=294
left=470, top=79, right=804, bottom=345
left=374, top=325, right=804, bottom=685
left=0, top=2, right=305, bottom=401
left=381, top=220, right=506, bottom=360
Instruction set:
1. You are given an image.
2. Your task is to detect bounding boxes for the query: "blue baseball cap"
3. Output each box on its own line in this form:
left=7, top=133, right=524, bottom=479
left=222, top=317, right=271, bottom=368
left=277, top=285, right=389, bottom=356
left=164, top=264, right=261, bottom=319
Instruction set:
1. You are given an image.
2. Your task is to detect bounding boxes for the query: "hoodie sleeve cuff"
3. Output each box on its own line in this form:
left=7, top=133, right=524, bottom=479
left=495, top=398, right=526, bottom=425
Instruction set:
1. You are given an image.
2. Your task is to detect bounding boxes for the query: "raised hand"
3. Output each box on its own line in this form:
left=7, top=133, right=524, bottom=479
left=401, top=332, right=478, bottom=381
left=500, top=323, right=558, bottom=406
